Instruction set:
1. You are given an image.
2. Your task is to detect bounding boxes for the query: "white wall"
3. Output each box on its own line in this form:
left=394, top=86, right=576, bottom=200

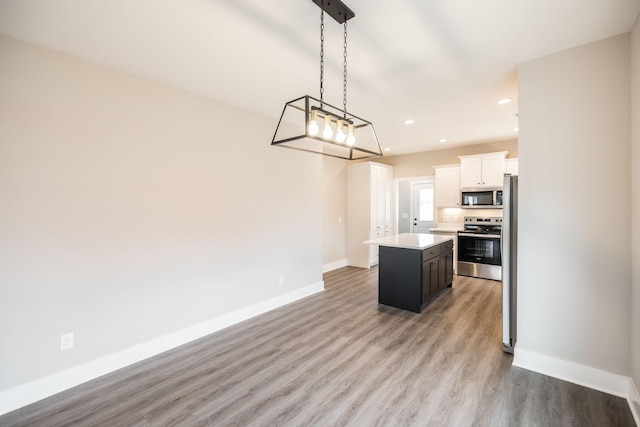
left=631, top=16, right=640, bottom=392
left=0, top=36, right=323, bottom=393
left=518, top=35, right=631, bottom=375
left=322, top=157, right=348, bottom=267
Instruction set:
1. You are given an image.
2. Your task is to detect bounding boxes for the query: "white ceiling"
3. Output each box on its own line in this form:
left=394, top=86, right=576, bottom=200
left=1, top=0, right=639, bottom=155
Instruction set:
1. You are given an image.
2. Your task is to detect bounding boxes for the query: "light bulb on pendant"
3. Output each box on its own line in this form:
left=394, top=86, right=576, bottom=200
left=322, top=115, right=333, bottom=139
left=346, top=123, right=356, bottom=146
left=308, top=110, right=319, bottom=135
left=336, top=120, right=346, bottom=143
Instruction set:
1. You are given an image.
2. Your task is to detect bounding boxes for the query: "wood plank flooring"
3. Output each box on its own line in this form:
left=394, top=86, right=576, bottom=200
left=1, top=267, right=636, bottom=426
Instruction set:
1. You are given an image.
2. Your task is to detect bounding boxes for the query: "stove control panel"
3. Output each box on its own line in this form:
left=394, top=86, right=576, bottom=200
left=464, top=216, right=502, bottom=225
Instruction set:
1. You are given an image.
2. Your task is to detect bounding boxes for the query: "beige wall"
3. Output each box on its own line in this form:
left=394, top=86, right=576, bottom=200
left=0, top=35, right=323, bottom=392
left=374, top=139, right=518, bottom=179
left=322, top=157, right=348, bottom=266
left=631, top=15, right=640, bottom=394
left=518, top=34, right=631, bottom=374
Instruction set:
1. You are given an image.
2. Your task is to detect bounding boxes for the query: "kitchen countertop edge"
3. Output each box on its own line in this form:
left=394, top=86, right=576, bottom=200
left=428, top=227, right=464, bottom=233
left=364, top=233, right=454, bottom=250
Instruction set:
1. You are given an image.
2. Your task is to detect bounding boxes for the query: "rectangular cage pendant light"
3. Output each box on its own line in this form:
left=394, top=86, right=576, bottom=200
left=270, top=0, right=382, bottom=160
left=271, top=95, right=382, bottom=160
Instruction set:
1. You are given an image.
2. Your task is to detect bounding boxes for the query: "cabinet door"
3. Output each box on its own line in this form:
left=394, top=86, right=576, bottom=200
left=438, top=249, right=454, bottom=289
left=347, top=162, right=394, bottom=269
left=481, top=156, right=506, bottom=186
left=460, top=153, right=508, bottom=188
left=435, top=166, right=460, bottom=208
left=384, top=167, right=393, bottom=229
left=370, top=199, right=385, bottom=232
left=421, top=261, right=431, bottom=304
left=368, top=230, right=383, bottom=265
left=422, top=259, right=438, bottom=304
left=429, top=260, right=439, bottom=296
left=445, top=250, right=454, bottom=284
left=370, top=198, right=377, bottom=232
left=460, top=157, right=482, bottom=187
left=437, top=255, right=445, bottom=292
left=505, top=158, right=518, bottom=176
left=370, top=166, right=386, bottom=231
left=369, top=167, right=378, bottom=230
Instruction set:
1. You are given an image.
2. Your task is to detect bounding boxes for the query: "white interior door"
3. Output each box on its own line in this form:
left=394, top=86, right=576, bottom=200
left=411, top=182, right=434, bottom=233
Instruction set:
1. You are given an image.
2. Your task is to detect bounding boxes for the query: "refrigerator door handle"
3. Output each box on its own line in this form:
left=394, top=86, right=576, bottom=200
left=502, top=174, right=514, bottom=353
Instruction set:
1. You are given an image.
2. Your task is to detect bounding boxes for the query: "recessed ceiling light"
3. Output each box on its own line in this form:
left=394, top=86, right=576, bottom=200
left=384, top=148, right=391, bottom=151
left=439, top=138, right=448, bottom=143
left=497, top=98, right=512, bottom=105
left=404, top=119, right=415, bottom=125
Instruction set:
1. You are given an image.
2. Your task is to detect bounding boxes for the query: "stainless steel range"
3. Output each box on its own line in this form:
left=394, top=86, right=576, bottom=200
left=457, top=216, right=502, bottom=281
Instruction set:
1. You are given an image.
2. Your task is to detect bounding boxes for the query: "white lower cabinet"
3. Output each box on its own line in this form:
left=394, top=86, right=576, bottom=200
left=368, top=230, right=384, bottom=265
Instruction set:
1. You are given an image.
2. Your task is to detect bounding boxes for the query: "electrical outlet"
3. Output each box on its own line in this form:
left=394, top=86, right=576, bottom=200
left=60, top=333, right=74, bottom=351
left=279, top=274, right=285, bottom=285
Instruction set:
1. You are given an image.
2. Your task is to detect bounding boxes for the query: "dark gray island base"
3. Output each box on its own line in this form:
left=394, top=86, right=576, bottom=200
left=366, top=234, right=454, bottom=313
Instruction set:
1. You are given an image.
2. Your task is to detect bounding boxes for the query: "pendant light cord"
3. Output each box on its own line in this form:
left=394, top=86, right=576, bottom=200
left=320, top=10, right=325, bottom=108
left=343, top=21, right=348, bottom=118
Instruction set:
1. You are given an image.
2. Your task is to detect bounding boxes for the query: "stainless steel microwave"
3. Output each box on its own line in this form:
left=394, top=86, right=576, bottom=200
left=461, top=188, right=503, bottom=208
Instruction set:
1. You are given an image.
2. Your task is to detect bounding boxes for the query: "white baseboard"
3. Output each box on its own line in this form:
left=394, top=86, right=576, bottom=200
left=513, top=347, right=630, bottom=398
left=322, top=258, right=348, bottom=273
left=0, top=281, right=324, bottom=416
left=629, top=378, right=640, bottom=426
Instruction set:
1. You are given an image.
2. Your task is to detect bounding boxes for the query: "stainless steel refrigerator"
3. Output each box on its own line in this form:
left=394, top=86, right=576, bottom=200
left=502, top=174, right=518, bottom=353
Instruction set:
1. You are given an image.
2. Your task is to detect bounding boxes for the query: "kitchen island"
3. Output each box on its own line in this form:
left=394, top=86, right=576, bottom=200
left=365, top=233, right=454, bottom=313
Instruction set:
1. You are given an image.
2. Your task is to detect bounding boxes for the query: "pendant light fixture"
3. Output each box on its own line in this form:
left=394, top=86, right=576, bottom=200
left=271, top=0, right=383, bottom=160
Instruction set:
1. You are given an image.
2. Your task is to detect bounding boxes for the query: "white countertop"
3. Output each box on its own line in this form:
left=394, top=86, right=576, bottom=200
left=364, top=233, right=454, bottom=250
left=428, top=227, right=463, bottom=233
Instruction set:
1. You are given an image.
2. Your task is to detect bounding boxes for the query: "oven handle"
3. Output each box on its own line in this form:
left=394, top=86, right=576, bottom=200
left=458, top=233, right=502, bottom=238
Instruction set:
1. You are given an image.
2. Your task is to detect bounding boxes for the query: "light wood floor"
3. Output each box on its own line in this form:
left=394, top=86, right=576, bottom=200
left=1, top=267, right=636, bottom=426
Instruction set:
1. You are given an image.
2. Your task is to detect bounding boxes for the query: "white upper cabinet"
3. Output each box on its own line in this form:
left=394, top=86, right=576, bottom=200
left=460, top=157, right=482, bottom=188
left=459, top=151, right=508, bottom=188
left=505, top=158, right=519, bottom=176
left=479, top=155, right=506, bottom=186
left=434, top=165, right=460, bottom=208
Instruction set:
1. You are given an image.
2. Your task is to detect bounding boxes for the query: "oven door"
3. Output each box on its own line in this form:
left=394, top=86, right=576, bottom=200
left=457, top=232, right=503, bottom=280
left=457, top=233, right=502, bottom=265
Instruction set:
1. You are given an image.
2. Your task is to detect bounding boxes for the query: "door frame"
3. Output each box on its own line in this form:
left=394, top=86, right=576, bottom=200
left=393, top=175, right=434, bottom=234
